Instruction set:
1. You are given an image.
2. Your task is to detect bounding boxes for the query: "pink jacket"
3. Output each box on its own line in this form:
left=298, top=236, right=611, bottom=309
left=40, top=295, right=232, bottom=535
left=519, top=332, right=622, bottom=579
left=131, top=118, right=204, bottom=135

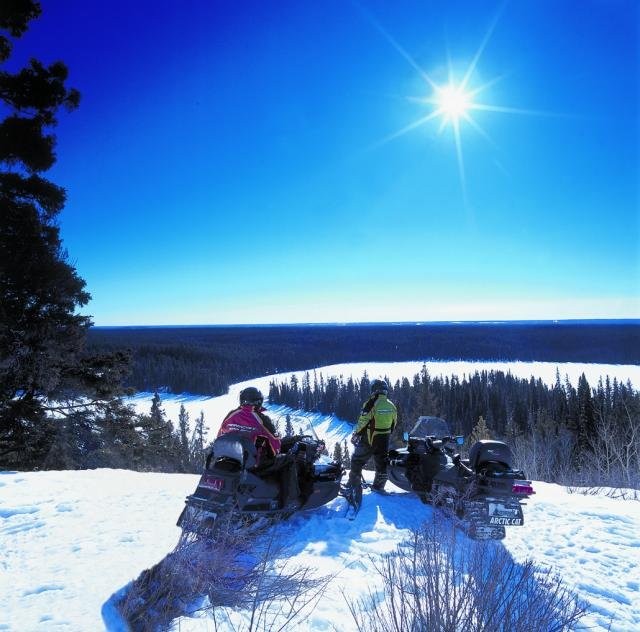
left=217, top=405, right=281, bottom=463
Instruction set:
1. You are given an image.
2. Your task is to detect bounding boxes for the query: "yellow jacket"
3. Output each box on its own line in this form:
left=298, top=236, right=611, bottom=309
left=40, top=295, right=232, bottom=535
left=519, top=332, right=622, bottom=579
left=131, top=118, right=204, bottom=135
left=355, top=394, right=397, bottom=443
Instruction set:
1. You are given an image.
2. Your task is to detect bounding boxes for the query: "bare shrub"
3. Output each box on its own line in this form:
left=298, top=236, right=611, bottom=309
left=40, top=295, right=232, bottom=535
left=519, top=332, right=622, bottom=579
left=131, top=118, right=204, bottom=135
left=565, top=485, right=640, bottom=501
left=348, top=516, right=588, bottom=632
left=205, top=522, right=334, bottom=632
left=553, top=400, right=640, bottom=496
left=497, top=410, right=639, bottom=498
left=585, top=401, right=640, bottom=491
left=506, top=415, right=577, bottom=485
left=116, top=514, right=332, bottom=631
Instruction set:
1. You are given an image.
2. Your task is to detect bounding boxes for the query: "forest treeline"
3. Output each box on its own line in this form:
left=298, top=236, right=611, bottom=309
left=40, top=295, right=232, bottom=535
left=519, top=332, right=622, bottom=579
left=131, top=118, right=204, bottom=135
left=269, top=367, right=640, bottom=489
left=37, top=393, right=210, bottom=473
left=88, top=322, right=640, bottom=395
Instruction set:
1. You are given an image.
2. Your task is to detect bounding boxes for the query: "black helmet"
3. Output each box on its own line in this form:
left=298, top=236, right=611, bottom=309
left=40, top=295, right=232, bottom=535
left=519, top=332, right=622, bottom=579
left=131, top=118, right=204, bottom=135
left=371, top=379, right=389, bottom=395
left=240, top=386, right=263, bottom=406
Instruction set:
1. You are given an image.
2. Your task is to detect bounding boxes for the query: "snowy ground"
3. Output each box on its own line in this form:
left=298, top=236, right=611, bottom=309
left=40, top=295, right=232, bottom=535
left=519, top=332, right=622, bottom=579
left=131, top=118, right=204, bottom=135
left=1, top=470, right=639, bottom=631
left=2, top=360, right=639, bottom=631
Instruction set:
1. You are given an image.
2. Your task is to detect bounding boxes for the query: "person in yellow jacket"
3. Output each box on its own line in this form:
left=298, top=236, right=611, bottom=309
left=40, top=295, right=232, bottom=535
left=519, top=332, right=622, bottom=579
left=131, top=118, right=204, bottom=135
left=347, top=378, right=397, bottom=491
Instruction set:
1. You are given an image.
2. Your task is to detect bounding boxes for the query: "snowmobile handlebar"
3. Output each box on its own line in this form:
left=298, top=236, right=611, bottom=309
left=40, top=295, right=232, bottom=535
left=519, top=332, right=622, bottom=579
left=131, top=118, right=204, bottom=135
left=409, top=434, right=464, bottom=452
left=452, top=453, right=474, bottom=475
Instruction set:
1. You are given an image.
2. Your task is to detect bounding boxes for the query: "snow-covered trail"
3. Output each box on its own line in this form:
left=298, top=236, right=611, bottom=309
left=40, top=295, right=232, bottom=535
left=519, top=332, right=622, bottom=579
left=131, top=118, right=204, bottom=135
left=1, top=469, right=639, bottom=631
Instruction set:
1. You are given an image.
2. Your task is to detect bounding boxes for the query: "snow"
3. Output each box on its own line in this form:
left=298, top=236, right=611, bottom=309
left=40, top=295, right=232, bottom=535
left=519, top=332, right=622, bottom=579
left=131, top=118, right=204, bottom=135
left=505, top=482, right=640, bottom=630
left=2, top=360, right=640, bottom=631
left=0, top=469, right=195, bottom=631
left=1, top=471, right=639, bottom=631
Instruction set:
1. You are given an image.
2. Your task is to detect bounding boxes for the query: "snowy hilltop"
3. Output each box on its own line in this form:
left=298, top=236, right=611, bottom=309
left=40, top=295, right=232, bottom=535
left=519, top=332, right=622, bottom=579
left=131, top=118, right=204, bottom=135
left=2, top=359, right=640, bottom=631
left=1, top=470, right=639, bottom=631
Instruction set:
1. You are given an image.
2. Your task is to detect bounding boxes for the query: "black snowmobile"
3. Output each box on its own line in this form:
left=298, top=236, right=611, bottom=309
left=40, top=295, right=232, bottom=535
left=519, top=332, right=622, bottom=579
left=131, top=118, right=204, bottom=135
left=177, top=434, right=343, bottom=536
left=388, top=416, right=534, bottom=540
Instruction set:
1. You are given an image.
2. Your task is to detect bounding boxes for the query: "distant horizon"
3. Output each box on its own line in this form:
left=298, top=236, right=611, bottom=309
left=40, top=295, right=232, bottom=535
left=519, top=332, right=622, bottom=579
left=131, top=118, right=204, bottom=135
left=91, top=318, right=640, bottom=329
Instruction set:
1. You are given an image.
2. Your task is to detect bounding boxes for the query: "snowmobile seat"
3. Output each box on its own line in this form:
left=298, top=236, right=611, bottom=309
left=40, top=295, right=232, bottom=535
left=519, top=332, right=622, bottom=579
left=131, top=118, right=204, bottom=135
left=208, top=435, right=259, bottom=472
left=469, top=440, right=514, bottom=472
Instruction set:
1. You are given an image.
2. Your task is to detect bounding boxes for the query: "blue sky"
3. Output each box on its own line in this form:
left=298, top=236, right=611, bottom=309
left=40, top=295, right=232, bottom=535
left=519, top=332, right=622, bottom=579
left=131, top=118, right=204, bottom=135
left=14, top=0, right=639, bottom=324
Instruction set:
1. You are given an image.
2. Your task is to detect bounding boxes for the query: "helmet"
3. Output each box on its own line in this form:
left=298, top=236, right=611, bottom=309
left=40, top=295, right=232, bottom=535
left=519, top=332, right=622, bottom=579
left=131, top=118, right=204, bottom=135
left=371, top=379, right=389, bottom=395
left=239, top=386, right=263, bottom=407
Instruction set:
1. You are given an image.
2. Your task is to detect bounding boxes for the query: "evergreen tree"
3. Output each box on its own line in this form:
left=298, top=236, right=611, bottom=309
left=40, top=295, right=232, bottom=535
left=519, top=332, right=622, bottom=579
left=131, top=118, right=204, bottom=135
left=359, top=371, right=370, bottom=402
left=0, top=1, right=129, bottom=468
left=332, top=441, right=343, bottom=467
left=302, top=371, right=312, bottom=410
left=177, top=404, right=190, bottom=470
left=190, top=410, right=208, bottom=469
left=467, top=415, right=492, bottom=449
left=409, top=366, right=440, bottom=430
left=576, top=373, right=596, bottom=454
left=41, top=410, right=98, bottom=470
left=138, top=392, right=178, bottom=470
left=342, top=438, right=351, bottom=469
left=267, top=368, right=640, bottom=486
left=96, top=401, right=144, bottom=469
left=284, top=414, right=294, bottom=437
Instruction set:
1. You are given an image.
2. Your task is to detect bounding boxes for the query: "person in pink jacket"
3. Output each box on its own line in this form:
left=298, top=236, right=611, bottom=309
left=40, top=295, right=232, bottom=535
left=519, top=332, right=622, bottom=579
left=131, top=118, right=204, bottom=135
left=217, top=386, right=300, bottom=510
left=218, top=386, right=281, bottom=465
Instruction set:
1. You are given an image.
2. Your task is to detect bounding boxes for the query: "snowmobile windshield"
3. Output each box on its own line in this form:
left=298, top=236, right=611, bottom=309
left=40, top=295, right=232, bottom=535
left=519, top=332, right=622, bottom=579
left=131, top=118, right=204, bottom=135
left=280, top=415, right=323, bottom=443
left=409, top=416, right=451, bottom=438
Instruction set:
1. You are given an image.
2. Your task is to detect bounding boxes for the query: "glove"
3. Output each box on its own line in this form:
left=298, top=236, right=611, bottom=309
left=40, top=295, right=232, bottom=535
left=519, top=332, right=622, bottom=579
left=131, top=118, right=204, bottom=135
left=351, top=433, right=362, bottom=447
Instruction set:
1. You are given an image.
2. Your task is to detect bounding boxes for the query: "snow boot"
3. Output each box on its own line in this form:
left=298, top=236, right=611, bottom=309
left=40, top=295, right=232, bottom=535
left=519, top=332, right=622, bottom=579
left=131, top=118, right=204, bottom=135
left=372, top=471, right=388, bottom=491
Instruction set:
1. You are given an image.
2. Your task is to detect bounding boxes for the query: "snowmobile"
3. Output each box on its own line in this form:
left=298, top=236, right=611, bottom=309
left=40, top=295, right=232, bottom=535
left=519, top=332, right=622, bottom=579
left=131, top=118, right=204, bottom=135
left=177, top=434, right=343, bottom=536
left=388, top=416, right=534, bottom=540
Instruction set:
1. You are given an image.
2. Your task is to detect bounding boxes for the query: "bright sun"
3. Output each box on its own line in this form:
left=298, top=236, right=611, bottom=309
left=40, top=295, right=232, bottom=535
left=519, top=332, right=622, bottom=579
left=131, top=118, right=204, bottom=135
left=436, top=84, right=473, bottom=123
left=367, top=4, right=548, bottom=210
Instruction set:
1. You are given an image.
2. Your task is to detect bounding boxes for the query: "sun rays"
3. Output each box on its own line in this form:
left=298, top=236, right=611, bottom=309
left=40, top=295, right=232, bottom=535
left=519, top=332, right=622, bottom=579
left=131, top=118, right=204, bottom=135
left=360, top=2, right=552, bottom=211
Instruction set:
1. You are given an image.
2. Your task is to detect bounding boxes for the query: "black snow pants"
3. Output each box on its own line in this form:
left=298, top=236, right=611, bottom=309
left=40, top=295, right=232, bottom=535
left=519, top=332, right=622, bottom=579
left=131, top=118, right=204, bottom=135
left=348, top=433, right=390, bottom=489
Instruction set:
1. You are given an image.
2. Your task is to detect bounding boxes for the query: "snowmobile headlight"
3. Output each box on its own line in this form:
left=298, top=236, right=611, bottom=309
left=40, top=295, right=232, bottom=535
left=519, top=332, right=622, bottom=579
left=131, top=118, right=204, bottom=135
left=455, top=436, right=464, bottom=445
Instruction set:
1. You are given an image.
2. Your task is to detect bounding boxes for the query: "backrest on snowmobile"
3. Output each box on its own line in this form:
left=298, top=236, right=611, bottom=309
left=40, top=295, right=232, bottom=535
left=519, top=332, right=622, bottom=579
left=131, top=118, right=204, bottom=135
left=468, top=440, right=514, bottom=471
left=292, top=436, right=325, bottom=466
left=280, top=434, right=305, bottom=454
left=208, top=435, right=258, bottom=471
